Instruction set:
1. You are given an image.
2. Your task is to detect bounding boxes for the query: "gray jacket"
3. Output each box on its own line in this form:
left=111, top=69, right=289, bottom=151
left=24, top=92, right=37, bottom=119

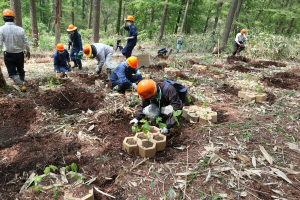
left=92, top=43, right=114, bottom=69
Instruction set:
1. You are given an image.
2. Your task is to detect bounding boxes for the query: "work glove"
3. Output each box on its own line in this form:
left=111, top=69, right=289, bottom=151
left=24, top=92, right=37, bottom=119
left=129, top=118, right=139, bottom=124
left=161, top=105, right=173, bottom=115
left=132, top=83, right=137, bottom=90
left=136, top=70, right=141, bottom=75
left=26, top=52, right=30, bottom=60
left=124, top=37, right=129, bottom=41
left=79, top=51, right=83, bottom=54
left=160, top=127, right=168, bottom=134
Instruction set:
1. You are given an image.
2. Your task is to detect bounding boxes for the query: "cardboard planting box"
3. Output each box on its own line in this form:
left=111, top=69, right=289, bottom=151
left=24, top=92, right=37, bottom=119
left=192, top=64, right=207, bottom=71
left=182, top=106, right=217, bottom=124
left=137, top=54, right=150, bottom=68
left=95, top=80, right=105, bottom=87
left=38, top=85, right=64, bottom=94
left=137, top=139, right=157, bottom=158
left=238, top=91, right=267, bottom=102
left=122, top=137, right=138, bottom=154
left=151, top=133, right=166, bottom=152
left=64, top=185, right=94, bottom=200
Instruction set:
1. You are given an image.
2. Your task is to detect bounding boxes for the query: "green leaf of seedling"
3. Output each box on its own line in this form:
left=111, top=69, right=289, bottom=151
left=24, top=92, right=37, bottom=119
left=140, top=119, right=147, bottom=124
left=49, top=165, right=58, bottom=172
left=65, top=166, right=70, bottom=172
left=142, top=123, right=151, bottom=134
left=34, top=176, right=43, bottom=183
left=156, top=117, right=162, bottom=125
left=71, top=163, right=77, bottom=172
left=159, top=123, right=167, bottom=129
left=44, top=167, right=50, bottom=175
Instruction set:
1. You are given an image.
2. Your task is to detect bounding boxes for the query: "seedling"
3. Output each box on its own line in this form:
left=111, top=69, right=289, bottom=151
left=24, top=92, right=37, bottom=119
left=140, top=119, right=151, bottom=134
left=172, top=110, right=182, bottom=125
left=156, top=117, right=167, bottom=129
left=53, top=186, right=61, bottom=199
left=177, top=77, right=180, bottom=81
left=29, top=165, right=57, bottom=193
left=65, top=163, right=86, bottom=183
left=132, top=123, right=140, bottom=134
left=202, top=102, right=208, bottom=108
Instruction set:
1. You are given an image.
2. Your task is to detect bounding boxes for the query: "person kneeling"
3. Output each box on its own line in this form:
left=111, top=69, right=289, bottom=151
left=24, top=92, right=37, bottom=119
left=130, top=79, right=184, bottom=134
left=54, top=43, right=71, bottom=76
left=110, top=56, right=143, bottom=92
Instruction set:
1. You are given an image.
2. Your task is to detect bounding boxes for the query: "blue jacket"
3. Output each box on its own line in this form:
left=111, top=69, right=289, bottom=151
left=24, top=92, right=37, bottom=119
left=69, top=31, right=83, bottom=51
left=54, top=49, right=70, bottom=71
left=124, top=24, right=137, bottom=46
left=110, top=62, right=138, bottom=87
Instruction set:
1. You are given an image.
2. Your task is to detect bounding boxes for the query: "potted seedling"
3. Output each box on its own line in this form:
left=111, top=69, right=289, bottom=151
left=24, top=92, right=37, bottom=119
left=255, top=85, right=267, bottom=102
left=122, top=123, right=139, bottom=154
left=137, top=119, right=157, bottom=158
left=64, top=163, right=94, bottom=200
left=182, top=106, right=190, bottom=120
left=150, top=117, right=167, bottom=151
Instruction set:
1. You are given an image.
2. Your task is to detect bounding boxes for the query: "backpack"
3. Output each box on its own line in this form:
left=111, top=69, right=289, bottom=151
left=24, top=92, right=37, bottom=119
left=161, top=79, right=188, bottom=103
left=158, top=48, right=168, bottom=55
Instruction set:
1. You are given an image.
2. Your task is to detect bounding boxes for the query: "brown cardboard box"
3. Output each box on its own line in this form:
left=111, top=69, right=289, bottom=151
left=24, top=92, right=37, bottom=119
left=137, top=54, right=150, bottom=68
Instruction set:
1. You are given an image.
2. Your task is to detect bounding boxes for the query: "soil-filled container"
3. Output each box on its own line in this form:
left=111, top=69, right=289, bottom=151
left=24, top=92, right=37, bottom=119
left=135, top=132, right=149, bottom=140
left=182, top=106, right=190, bottom=120
left=256, top=93, right=267, bottom=102
left=199, top=113, right=212, bottom=124
left=122, top=137, right=138, bottom=154
left=64, top=184, right=94, bottom=200
left=148, top=126, right=160, bottom=135
left=209, top=111, right=218, bottom=123
left=188, top=111, right=199, bottom=123
left=245, top=93, right=256, bottom=102
left=238, top=91, right=247, bottom=98
left=151, top=133, right=166, bottom=152
left=138, top=139, right=157, bottom=158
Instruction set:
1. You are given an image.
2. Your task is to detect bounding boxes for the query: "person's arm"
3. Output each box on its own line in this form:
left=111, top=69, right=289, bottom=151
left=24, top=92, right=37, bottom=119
left=136, top=99, right=150, bottom=121
left=0, top=30, right=3, bottom=52
left=54, top=53, right=59, bottom=71
left=235, top=33, right=240, bottom=45
left=244, top=34, right=248, bottom=41
left=164, top=86, right=183, bottom=129
left=78, top=33, right=83, bottom=51
left=22, top=29, right=30, bottom=53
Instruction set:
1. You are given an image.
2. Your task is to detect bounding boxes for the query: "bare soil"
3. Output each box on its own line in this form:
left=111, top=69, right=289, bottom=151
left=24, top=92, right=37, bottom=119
left=142, top=141, right=154, bottom=148
left=153, top=135, right=163, bottom=141
left=261, top=72, right=300, bottom=89
left=126, top=139, right=137, bottom=145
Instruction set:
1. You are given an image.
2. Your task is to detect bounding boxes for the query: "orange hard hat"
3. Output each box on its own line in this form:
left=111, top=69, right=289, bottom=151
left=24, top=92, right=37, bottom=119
left=137, top=79, right=156, bottom=99
left=126, top=15, right=134, bottom=21
left=177, top=34, right=180, bottom=37
left=241, top=29, right=246, bottom=34
left=83, top=44, right=92, bottom=57
left=3, top=9, right=15, bottom=17
left=56, top=43, right=64, bottom=51
left=67, top=24, right=77, bottom=31
left=127, top=56, right=138, bottom=68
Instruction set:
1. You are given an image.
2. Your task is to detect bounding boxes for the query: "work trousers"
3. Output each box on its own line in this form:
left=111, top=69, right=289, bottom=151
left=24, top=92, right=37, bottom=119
left=232, top=42, right=245, bottom=55
left=4, top=51, right=25, bottom=79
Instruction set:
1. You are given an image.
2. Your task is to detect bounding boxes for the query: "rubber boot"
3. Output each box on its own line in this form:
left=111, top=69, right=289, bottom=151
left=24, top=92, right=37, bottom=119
left=106, top=68, right=112, bottom=81
left=12, top=75, right=26, bottom=92
left=78, top=62, right=82, bottom=70
left=20, top=74, right=25, bottom=82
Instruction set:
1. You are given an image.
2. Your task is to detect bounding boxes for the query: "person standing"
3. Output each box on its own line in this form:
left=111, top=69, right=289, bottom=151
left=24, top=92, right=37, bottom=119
left=116, top=38, right=123, bottom=51
left=122, top=16, right=137, bottom=58
left=67, top=24, right=83, bottom=69
left=176, top=34, right=183, bottom=53
left=232, top=29, right=249, bottom=56
left=82, top=43, right=114, bottom=80
left=110, top=56, right=143, bottom=92
left=0, top=9, right=30, bottom=92
left=54, top=43, right=72, bottom=76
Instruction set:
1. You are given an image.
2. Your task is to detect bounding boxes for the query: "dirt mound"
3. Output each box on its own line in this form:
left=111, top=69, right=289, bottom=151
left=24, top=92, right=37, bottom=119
left=211, top=106, right=229, bottom=123
left=261, top=72, right=300, bottom=89
left=229, top=65, right=257, bottom=73
left=227, top=55, right=251, bottom=64
left=35, top=87, right=105, bottom=115
left=209, top=64, right=224, bottom=68
left=0, top=98, right=37, bottom=148
left=149, top=62, right=167, bottom=71
left=216, top=84, right=239, bottom=96
left=251, top=60, right=286, bottom=68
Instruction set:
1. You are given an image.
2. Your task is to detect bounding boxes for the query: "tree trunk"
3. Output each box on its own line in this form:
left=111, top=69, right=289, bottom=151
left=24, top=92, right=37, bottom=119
left=0, top=67, right=6, bottom=88
left=231, top=0, right=243, bottom=33
left=116, top=0, right=122, bottom=34
left=29, top=0, right=39, bottom=47
left=286, top=18, right=294, bottom=34
left=92, top=0, right=101, bottom=43
left=88, top=0, right=93, bottom=29
left=180, top=0, right=190, bottom=34
left=217, top=0, right=238, bottom=52
left=203, top=8, right=212, bottom=33
left=212, top=1, right=223, bottom=35
left=10, top=0, right=22, bottom=27
left=121, top=3, right=125, bottom=35
left=54, top=0, right=61, bottom=46
left=149, top=5, right=155, bottom=39
left=157, top=0, right=169, bottom=43
left=71, top=1, right=74, bottom=24
left=174, top=0, right=184, bottom=34
left=82, top=0, right=85, bottom=19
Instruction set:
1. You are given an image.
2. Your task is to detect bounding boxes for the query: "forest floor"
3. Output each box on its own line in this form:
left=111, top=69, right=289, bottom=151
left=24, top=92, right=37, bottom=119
left=0, top=46, right=299, bottom=200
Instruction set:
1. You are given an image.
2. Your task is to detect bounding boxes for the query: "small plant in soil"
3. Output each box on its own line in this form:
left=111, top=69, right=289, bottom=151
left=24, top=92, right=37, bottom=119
left=156, top=117, right=167, bottom=130
left=132, top=122, right=140, bottom=134
left=202, top=102, right=208, bottom=108
left=173, top=110, right=182, bottom=125
left=255, top=85, right=264, bottom=94
left=140, top=119, right=151, bottom=134
left=52, top=186, right=62, bottom=199
left=65, top=163, right=86, bottom=183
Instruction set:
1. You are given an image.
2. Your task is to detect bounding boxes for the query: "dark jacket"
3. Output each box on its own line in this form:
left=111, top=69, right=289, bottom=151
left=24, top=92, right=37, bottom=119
left=69, top=31, right=83, bottom=51
left=136, top=82, right=183, bottom=129
left=124, top=24, right=137, bottom=46
left=54, top=49, right=70, bottom=71
left=110, top=62, right=139, bottom=88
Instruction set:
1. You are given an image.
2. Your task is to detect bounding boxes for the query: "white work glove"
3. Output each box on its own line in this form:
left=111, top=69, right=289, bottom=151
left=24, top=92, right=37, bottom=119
left=142, top=103, right=160, bottom=117
left=124, top=37, right=129, bottom=41
left=136, top=70, right=141, bottom=75
left=130, top=118, right=139, bottom=124
left=161, top=105, right=173, bottom=115
left=160, top=127, right=168, bottom=134
left=132, top=83, right=137, bottom=89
